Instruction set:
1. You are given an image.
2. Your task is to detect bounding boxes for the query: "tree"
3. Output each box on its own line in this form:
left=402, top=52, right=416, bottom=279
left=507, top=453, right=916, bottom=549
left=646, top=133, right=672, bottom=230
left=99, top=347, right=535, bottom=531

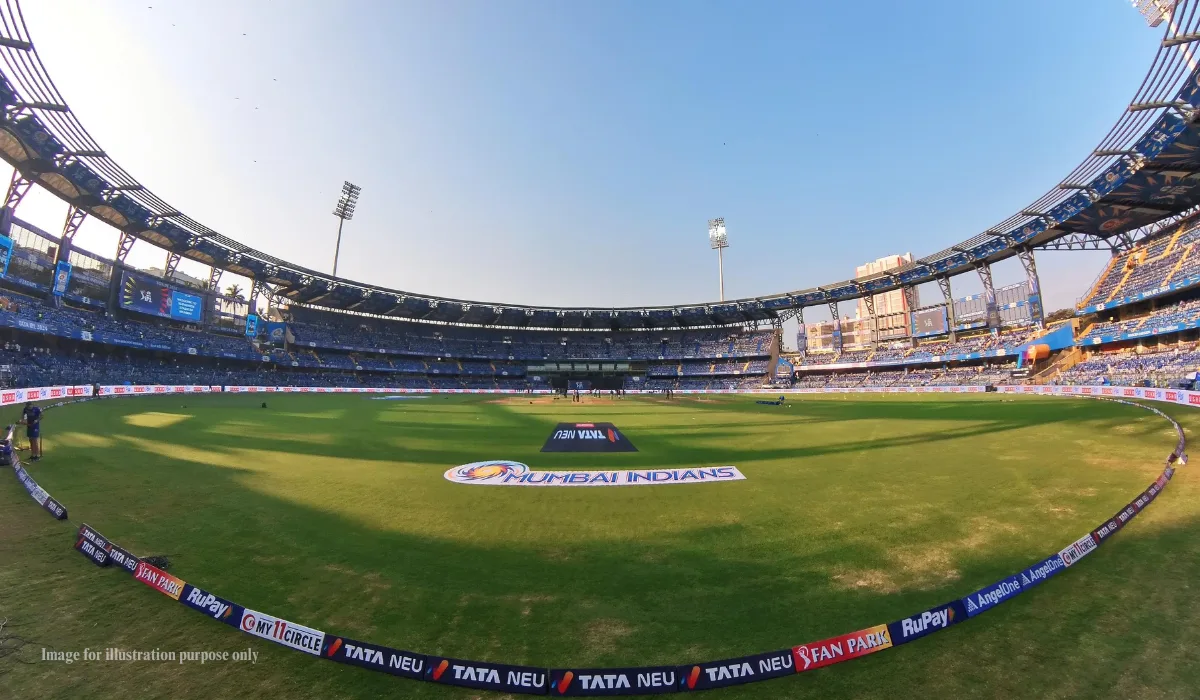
left=1045, top=308, right=1076, bottom=323
left=224, top=283, right=245, bottom=301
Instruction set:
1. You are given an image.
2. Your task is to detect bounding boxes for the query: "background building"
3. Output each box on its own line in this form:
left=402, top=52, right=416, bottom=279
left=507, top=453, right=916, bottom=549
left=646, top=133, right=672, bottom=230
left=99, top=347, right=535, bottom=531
left=856, top=253, right=917, bottom=319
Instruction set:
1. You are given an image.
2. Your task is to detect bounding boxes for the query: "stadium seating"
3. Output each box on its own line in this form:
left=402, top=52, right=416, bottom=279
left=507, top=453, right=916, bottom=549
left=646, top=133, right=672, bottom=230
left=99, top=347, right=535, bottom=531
left=1077, top=222, right=1200, bottom=310
left=0, top=289, right=780, bottom=390
left=1057, top=344, right=1200, bottom=387
left=1077, top=298, right=1200, bottom=344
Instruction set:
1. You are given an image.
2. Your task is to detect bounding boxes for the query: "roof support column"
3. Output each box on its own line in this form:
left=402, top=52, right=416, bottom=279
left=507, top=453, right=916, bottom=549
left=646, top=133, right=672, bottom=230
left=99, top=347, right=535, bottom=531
left=863, top=293, right=877, bottom=346
left=208, top=266, right=222, bottom=292
left=250, top=279, right=267, bottom=315
left=54, top=205, right=86, bottom=266
left=796, top=307, right=806, bottom=356
left=903, top=285, right=918, bottom=348
left=829, top=302, right=842, bottom=353
left=1017, top=247, right=1044, bottom=328
left=938, top=277, right=957, bottom=342
left=4, top=169, right=33, bottom=212
left=115, top=231, right=135, bottom=263
left=976, top=263, right=1000, bottom=331
left=164, top=251, right=181, bottom=279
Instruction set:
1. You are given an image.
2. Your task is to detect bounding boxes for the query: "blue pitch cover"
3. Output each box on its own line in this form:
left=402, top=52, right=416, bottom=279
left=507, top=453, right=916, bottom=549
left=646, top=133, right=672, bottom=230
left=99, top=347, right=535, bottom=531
left=541, top=423, right=638, bottom=453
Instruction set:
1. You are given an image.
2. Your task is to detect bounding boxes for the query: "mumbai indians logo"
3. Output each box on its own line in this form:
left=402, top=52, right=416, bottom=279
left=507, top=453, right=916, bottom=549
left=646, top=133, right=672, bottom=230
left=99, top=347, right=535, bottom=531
left=447, top=460, right=529, bottom=482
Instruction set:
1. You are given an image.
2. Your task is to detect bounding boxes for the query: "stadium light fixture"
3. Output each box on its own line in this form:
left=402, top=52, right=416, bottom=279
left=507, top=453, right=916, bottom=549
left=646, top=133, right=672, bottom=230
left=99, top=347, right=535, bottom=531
left=708, top=218, right=729, bottom=301
left=331, top=180, right=362, bottom=277
left=1132, top=0, right=1176, bottom=28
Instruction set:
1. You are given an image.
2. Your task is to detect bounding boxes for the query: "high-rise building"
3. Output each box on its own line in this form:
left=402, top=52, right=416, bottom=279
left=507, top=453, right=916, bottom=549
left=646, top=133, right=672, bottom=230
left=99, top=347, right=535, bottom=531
left=855, top=253, right=917, bottom=320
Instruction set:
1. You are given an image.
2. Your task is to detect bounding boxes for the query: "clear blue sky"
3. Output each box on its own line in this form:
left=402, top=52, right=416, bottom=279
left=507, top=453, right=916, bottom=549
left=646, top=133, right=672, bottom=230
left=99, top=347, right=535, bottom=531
left=4, top=1, right=1168, bottom=339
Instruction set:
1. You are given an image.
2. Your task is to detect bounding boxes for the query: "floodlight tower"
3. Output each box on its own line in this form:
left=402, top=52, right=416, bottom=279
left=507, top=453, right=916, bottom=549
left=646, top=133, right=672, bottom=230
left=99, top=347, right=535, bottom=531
left=1132, top=0, right=1177, bottom=27
left=331, top=180, right=362, bottom=277
left=708, top=218, right=729, bottom=301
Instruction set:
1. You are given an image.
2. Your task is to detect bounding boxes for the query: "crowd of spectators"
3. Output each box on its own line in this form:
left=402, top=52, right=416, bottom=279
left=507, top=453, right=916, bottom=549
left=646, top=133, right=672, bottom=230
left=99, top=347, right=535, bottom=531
left=1056, top=344, right=1200, bottom=387
left=790, top=363, right=1016, bottom=389
left=1078, top=298, right=1200, bottom=343
left=1080, top=228, right=1200, bottom=307
left=797, top=328, right=1036, bottom=368
left=286, top=308, right=774, bottom=362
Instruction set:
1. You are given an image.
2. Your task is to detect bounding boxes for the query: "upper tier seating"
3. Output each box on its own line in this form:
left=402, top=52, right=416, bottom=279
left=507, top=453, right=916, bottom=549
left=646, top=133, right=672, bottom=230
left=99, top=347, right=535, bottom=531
left=1078, top=222, right=1200, bottom=309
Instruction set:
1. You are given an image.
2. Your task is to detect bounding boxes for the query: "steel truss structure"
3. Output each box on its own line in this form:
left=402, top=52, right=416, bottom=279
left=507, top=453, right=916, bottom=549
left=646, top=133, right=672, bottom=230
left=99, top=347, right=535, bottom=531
left=0, top=2, right=1199, bottom=329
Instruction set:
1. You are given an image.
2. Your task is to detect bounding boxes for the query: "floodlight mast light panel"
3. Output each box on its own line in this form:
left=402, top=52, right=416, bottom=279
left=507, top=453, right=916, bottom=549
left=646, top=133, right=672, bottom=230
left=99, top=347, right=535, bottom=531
left=708, top=217, right=728, bottom=249
left=333, top=181, right=362, bottom=221
left=1134, top=0, right=1176, bottom=27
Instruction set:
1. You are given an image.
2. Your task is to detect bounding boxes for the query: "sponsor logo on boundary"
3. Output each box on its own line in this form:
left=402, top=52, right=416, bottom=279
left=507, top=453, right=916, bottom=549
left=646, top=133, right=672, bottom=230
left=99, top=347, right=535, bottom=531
left=444, top=461, right=746, bottom=487
left=133, top=561, right=185, bottom=600
left=792, top=625, right=892, bottom=672
left=550, top=665, right=677, bottom=695
left=426, top=656, right=548, bottom=694
left=963, top=575, right=1023, bottom=617
left=1017, top=554, right=1067, bottom=590
left=1058, top=533, right=1098, bottom=567
left=75, top=534, right=109, bottom=567
left=239, top=608, right=325, bottom=656
left=180, top=584, right=242, bottom=626
left=887, top=601, right=965, bottom=646
left=678, top=649, right=794, bottom=691
left=106, top=542, right=140, bottom=575
left=323, top=636, right=426, bottom=680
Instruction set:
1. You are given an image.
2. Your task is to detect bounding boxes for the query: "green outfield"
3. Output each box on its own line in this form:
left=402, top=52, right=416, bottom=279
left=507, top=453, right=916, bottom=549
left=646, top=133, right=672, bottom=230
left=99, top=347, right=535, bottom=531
left=1, top=393, right=1198, bottom=699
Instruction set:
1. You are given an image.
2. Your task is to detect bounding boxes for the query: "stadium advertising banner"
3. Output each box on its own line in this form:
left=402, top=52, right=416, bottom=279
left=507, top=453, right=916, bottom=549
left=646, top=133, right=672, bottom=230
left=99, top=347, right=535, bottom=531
left=221, top=386, right=554, bottom=395
left=106, top=541, right=141, bottom=575
left=0, top=385, right=92, bottom=406
left=6, top=424, right=69, bottom=519
left=245, top=313, right=258, bottom=337
left=549, top=665, right=677, bottom=695
left=962, top=575, right=1024, bottom=617
left=0, top=232, right=12, bottom=278
left=886, top=600, right=966, bottom=646
left=99, top=385, right=219, bottom=396
left=791, top=625, right=893, bottom=672
left=445, top=461, right=746, bottom=487
left=1015, top=553, right=1067, bottom=591
left=75, top=531, right=110, bottom=566
left=180, top=584, right=243, bottom=627
left=78, top=523, right=110, bottom=551
left=51, top=260, right=72, bottom=297
left=997, top=384, right=1200, bottom=419
left=12, top=463, right=67, bottom=518
left=322, top=635, right=427, bottom=681
left=426, top=656, right=549, bottom=694
left=134, top=561, right=186, bottom=600
left=678, top=649, right=795, bottom=691
left=31, top=385, right=1189, bottom=696
left=239, top=607, right=325, bottom=656
left=76, top=523, right=141, bottom=576
left=120, top=270, right=204, bottom=323
left=911, top=307, right=949, bottom=338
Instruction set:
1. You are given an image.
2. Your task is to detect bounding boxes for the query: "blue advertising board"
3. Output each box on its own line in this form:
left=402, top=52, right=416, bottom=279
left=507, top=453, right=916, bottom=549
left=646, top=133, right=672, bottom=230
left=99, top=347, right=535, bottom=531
left=912, top=307, right=949, bottom=338
left=171, top=289, right=203, bottom=322
left=887, top=599, right=967, bottom=646
left=245, top=313, right=259, bottom=337
left=263, top=321, right=288, bottom=344
left=120, top=270, right=204, bottom=322
left=962, top=574, right=1023, bottom=618
left=51, top=260, right=72, bottom=297
left=0, top=233, right=11, bottom=278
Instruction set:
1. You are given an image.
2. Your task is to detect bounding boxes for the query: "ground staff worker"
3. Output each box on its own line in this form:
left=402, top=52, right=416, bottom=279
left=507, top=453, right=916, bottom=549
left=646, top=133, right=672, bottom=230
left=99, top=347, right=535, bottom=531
left=20, top=401, right=42, bottom=462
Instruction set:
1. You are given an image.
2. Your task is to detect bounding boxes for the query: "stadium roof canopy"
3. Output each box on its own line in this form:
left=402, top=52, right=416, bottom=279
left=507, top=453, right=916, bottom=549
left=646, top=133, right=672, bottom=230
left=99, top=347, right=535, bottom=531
left=2, top=2, right=1200, bottom=330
